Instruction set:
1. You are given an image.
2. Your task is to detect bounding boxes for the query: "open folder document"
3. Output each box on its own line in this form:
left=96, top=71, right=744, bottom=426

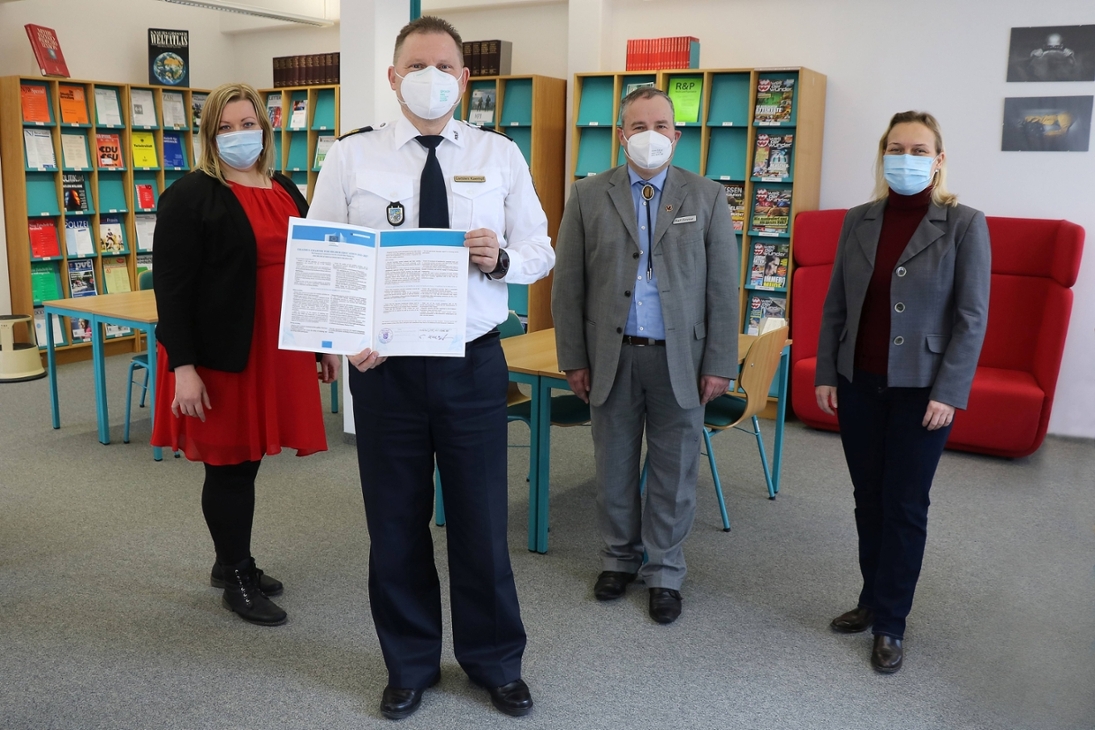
left=278, top=217, right=470, bottom=357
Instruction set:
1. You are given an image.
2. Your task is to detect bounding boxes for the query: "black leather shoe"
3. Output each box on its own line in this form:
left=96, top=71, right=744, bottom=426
left=871, top=635, right=904, bottom=674
left=487, top=679, right=533, bottom=717
left=220, top=559, right=287, bottom=626
left=593, top=571, right=636, bottom=601
left=380, top=674, right=440, bottom=720
left=648, top=588, right=682, bottom=624
left=211, top=558, right=284, bottom=597
left=830, top=606, right=874, bottom=634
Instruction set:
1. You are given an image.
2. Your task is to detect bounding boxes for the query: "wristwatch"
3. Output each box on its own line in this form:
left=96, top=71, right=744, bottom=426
left=487, top=248, right=510, bottom=280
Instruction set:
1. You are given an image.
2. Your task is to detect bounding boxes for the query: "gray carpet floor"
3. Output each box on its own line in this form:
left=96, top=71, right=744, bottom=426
left=1, top=356, right=1094, bottom=730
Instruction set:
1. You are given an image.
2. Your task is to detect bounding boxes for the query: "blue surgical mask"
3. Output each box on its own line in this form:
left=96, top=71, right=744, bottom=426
left=883, top=154, right=936, bottom=196
left=217, top=129, right=263, bottom=170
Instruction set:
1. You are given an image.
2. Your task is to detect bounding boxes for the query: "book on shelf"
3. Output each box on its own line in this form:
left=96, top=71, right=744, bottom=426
left=135, top=183, right=156, bottom=210
left=131, top=131, right=158, bottom=168
left=60, top=133, right=90, bottom=170
left=23, top=128, right=57, bottom=170
left=20, top=84, right=51, bottom=124
left=463, top=40, right=511, bottom=77
left=99, top=216, right=126, bottom=254
left=468, top=87, right=497, bottom=125
left=102, top=256, right=131, bottom=294
left=750, top=187, right=792, bottom=236
left=314, top=135, right=334, bottom=169
left=148, top=28, right=190, bottom=87
left=723, top=183, right=746, bottom=232
left=163, top=133, right=185, bottom=168
left=272, top=53, right=340, bottom=87
left=624, top=80, right=656, bottom=97
left=31, top=261, right=62, bottom=303
left=28, top=219, right=61, bottom=259
left=34, top=307, right=67, bottom=348
left=748, top=241, right=790, bottom=290
left=289, top=98, right=308, bottom=129
left=24, top=24, right=70, bottom=78
left=625, top=36, right=699, bottom=71
left=266, top=92, right=283, bottom=128
left=105, top=321, right=132, bottom=339
left=162, top=91, right=187, bottom=128
left=752, top=133, right=794, bottom=181
left=64, top=217, right=95, bottom=257
left=754, top=78, right=796, bottom=125
left=136, top=253, right=154, bottom=278
left=67, top=258, right=97, bottom=298
left=62, top=173, right=90, bottom=213
left=745, top=294, right=787, bottom=336
left=191, top=92, right=208, bottom=127
left=58, top=85, right=88, bottom=125
left=667, top=76, right=703, bottom=124
left=70, top=315, right=92, bottom=343
left=96, top=132, right=123, bottom=169
left=192, top=135, right=203, bottom=167
left=131, top=89, right=157, bottom=128
left=94, top=88, right=122, bottom=127
left=135, top=214, right=157, bottom=252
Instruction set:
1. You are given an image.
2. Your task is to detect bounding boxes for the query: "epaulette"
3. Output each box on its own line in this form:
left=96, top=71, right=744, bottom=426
left=337, top=125, right=374, bottom=141
left=462, top=120, right=514, bottom=142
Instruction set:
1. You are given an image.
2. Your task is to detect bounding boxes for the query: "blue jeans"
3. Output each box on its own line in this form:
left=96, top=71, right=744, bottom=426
left=836, top=371, right=952, bottom=639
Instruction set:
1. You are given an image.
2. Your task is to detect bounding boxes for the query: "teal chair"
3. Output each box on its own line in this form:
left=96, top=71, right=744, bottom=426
left=640, top=326, right=789, bottom=532
left=434, top=312, right=591, bottom=526
left=123, top=270, right=155, bottom=444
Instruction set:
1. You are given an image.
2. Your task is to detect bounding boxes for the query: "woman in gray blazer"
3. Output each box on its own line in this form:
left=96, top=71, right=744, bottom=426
left=814, top=111, right=991, bottom=674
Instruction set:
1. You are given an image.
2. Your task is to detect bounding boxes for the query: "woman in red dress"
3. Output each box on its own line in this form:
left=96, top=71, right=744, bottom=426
left=152, top=83, right=338, bottom=626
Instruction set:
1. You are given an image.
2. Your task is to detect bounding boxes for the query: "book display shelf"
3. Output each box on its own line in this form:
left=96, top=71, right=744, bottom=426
left=455, top=74, right=566, bottom=331
left=1, top=76, right=210, bottom=363
left=571, top=67, right=826, bottom=402
left=258, top=85, right=339, bottom=204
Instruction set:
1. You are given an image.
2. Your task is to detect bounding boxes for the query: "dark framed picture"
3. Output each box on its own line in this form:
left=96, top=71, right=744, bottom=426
left=1001, top=95, right=1093, bottom=152
left=1007, top=25, right=1095, bottom=82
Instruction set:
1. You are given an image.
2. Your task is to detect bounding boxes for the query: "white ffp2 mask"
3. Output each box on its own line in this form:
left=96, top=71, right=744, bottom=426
left=625, top=130, right=674, bottom=170
left=397, top=66, right=460, bottom=120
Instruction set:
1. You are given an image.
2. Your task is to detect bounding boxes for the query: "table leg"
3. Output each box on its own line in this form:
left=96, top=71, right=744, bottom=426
left=147, top=326, right=162, bottom=461
left=91, top=316, right=110, bottom=444
left=534, top=377, right=559, bottom=554
left=771, top=346, right=790, bottom=498
left=46, top=308, right=60, bottom=429
left=526, top=374, right=540, bottom=553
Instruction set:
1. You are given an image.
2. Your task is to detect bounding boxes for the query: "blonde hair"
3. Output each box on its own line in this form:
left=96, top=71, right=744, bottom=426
left=195, top=83, right=276, bottom=184
left=872, top=110, right=958, bottom=207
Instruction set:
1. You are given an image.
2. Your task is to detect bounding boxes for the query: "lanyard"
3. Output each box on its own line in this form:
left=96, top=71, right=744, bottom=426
left=642, top=184, right=654, bottom=281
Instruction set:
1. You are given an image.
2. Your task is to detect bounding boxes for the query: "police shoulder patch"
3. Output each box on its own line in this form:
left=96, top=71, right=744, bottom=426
left=337, top=125, right=374, bottom=141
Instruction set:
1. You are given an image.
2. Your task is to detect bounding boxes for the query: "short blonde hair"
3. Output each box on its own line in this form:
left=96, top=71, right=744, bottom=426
left=195, top=83, right=276, bottom=184
left=872, top=110, right=958, bottom=207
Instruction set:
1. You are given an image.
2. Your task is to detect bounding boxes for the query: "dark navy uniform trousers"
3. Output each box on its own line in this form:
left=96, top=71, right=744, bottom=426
left=349, top=333, right=525, bottom=689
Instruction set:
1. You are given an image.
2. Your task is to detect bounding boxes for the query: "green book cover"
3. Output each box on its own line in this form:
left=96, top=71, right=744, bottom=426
left=667, top=76, right=703, bottom=124
left=31, top=261, right=61, bottom=303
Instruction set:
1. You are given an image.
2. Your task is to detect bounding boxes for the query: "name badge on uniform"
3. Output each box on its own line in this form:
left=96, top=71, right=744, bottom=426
left=673, top=215, right=697, bottom=224
left=454, top=175, right=486, bottom=183
left=387, top=201, right=404, bottom=227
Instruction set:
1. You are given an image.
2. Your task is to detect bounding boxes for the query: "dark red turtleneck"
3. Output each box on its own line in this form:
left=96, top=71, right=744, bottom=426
left=853, top=187, right=933, bottom=376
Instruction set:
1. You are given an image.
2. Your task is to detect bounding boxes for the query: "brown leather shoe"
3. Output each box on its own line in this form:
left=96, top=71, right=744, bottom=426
left=871, top=635, right=904, bottom=674
left=593, top=571, right=636, bottom=601
left=830, top=606, right=873, bottom=633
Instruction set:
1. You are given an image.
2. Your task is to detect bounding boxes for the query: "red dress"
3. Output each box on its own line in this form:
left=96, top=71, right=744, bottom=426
left=151, top=182, right=327, bottom=465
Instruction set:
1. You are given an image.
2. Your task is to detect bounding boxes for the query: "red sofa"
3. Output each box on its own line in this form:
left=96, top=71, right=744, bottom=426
left=790, top=209, right=1085, bottom=458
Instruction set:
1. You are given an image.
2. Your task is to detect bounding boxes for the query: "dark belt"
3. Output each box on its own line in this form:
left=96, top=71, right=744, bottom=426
left=622, top=335, right=665, bottom=347
left=468, top=328, right=500, bottom=346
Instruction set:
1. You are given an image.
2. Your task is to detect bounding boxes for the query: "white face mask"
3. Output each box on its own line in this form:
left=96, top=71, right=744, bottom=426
left=625, top=130, right=674, bottom=171
left=396, top=66, right=461, bottom=120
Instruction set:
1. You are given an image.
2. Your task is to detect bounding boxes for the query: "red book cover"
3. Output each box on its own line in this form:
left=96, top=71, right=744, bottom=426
left=626, top=39, right=633, bottom=71
left=135, top=183, right=155, bottom=210
left=644, top=39, right=652, bottom=71
left=28, top=219, right=61, bottom=259
left=677, top=37, right=686, bottom=68
left=24, top=24, right=70, bottom=78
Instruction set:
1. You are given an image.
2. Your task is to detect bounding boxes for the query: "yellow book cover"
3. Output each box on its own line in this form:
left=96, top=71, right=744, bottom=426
left=102, top=256, right=132, bottom=293
left=131, top=131, right=158, bottom=168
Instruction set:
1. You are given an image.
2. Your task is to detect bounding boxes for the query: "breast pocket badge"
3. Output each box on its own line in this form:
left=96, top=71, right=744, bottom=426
left=387, top=201, right=405, bottom=227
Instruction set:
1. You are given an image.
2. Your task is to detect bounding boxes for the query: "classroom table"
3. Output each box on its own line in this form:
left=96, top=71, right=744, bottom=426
left=501, top=328, right=791, bottom=554
left=43, top=290, right=163, bottom=461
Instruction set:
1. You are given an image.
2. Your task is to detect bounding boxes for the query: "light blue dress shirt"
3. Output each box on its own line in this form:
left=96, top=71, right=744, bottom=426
left=623, top=166, right=668, bottom=340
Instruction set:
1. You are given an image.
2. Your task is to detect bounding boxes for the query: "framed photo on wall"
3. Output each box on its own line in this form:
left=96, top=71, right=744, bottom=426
left=1007, top=25, right=1095, bottom=82
left=1001, top=95, right=1093, bottom=152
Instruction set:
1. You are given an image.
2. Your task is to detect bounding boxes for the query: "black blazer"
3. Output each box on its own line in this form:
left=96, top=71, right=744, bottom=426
left=153, top=171, right=308, bottom=372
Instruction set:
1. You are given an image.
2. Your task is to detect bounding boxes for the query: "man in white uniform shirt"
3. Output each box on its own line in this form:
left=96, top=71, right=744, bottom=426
left=308, top=16, right=553, bottom=721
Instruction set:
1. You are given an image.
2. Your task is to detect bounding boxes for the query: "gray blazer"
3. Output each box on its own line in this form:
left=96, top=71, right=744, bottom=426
left=814, top=198, right=991, bottom=409
left=552, top=164, right=739, bottom=410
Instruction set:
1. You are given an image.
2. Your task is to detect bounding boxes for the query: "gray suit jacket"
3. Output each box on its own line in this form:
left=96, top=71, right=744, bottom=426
left=814, top=198, right=991, bottom=409
left=552, top=164, right=739, bottom=409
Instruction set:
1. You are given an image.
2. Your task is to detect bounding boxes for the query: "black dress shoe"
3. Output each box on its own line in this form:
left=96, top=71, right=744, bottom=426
left=219, top=559, right=287, bottom=626
left=487, top=678, right=533, bottom=717
left=648, top=588, right=682, bottom=624
left=380, top=674, right=440, bottom=720
left=593, top=571, right=636, bottom=601
left=830, top=606, right=873, bottom=634
left=871, top=635, right=904, bottom=674
left=211, top=558, right=284, bottom=597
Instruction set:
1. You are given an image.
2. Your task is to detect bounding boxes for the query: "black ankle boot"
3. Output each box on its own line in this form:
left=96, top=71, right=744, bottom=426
left=220, top=558, right=287, bottom=626
left=210, top=557, right=284, bottom=597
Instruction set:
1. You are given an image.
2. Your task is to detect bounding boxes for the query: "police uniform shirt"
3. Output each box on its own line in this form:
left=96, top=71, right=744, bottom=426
left=308, top=115, right=555, bottom=341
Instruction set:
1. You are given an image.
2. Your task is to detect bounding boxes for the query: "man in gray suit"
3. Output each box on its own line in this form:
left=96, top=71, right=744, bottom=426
left=552, top=88, right=739, bottom=624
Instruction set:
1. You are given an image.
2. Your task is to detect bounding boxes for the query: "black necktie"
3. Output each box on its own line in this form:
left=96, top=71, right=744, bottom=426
left=415, top=135, right=449, bottom=228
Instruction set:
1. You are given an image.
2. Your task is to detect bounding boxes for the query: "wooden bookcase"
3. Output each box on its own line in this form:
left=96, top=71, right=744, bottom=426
left=0, top=76, right=209, bottom=364
left=457, top=74, right=566, bottom=332
left=570, top=67, right=826, bottom=402
left=258, top=84, right=340, bottom=204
